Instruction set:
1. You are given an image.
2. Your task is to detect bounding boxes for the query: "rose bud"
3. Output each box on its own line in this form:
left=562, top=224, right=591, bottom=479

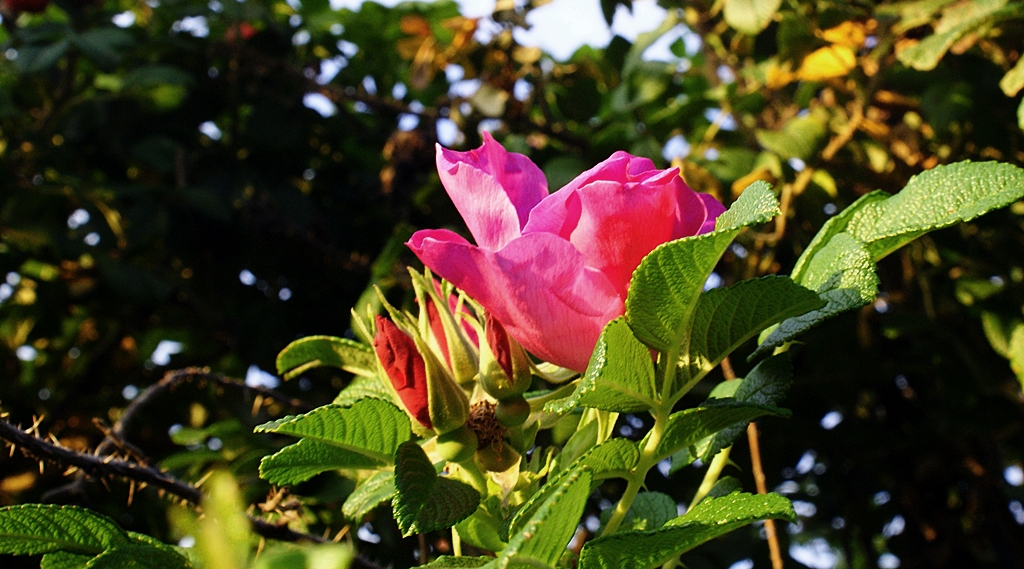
left=372, top=315, right=470, bottom=437
left=479, top=313, right=532, bottom=401
left=412, top=270, right=479, bottom=386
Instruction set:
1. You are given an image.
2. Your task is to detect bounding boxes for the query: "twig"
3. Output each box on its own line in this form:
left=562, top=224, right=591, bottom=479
left=747, top=422, right=784, bottom=569
left=96, top=366, right=312, bottom=458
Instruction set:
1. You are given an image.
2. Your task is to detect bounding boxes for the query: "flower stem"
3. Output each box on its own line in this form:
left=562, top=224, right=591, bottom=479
left=600, top=407, right=668, bottom=537
left=688, top=446, right=731, bottom=510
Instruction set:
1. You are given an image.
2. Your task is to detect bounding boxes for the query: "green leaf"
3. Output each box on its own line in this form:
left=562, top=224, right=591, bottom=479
left=754, top=233, right=878, bottom=358
left=627, top=182, right=780, bottom=353
left=579, top=493, right=795, bottom=569
left=837, top=161, right=1024, bottom=260
left=392, top=442, right=480, bottom=536
left=454, top=500, right=507, bottom=553
left=599, top=492, right=677, bottom=532
left=551, top=318, right=657, bottom=414
left=333, top=375, right=394, bottom=407
left=258, top=440, right=371, bottom=486
left=73, top=28, right=134, bottom=71
left=342, top=470, right=396, bottom=522
left=256, top=399, right=411, bottom=485
left=754, top=113, right=827, bottom=161
left=17, top=39, right=71, bottom=74
left=421, top=556, right=494, bottom=568
left=655, top=402, right=789, bottom=462
left=82, top=545, right=191, bottom=569
left=722, top=0, right=782, bottom=35
left=687, top=276, right=823, bottom=376
left=257, top=399, right=410, bottom=464
left=0, top=505, right=127, bottom=556
left=41, top=552, right=92, bottom=569
left=498, top=468, right=593, bottom=568
left=506, top=439, right=638, bottom=541
left=276, top=335, right=378, bottom=379
left=698, top=355, right=793, bottom=461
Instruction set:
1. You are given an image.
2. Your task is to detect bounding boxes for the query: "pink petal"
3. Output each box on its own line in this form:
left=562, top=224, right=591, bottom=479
left=408, top=229, right=623, bottom=372
left=697, top=192, right=727, bottom=234
left=436, top=132, right=548, bottom=251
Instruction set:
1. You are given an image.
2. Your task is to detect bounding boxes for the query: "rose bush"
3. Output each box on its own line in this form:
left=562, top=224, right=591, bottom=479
left=408, top=133, right=725, bottom=372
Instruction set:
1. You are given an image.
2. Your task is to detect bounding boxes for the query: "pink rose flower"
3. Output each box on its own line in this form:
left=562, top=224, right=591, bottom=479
left=407, top=133, right=725, bottom=372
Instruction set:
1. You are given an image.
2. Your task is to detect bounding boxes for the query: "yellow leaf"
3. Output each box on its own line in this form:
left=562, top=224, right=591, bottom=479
left=819, top=20, right=875, bottom=48
left=797, top=46, right=857, bottom=81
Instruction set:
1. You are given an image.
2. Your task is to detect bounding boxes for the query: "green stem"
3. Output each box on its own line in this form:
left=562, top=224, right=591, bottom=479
left=452, top=526, right=462, bottom=557
left=602, top=347, right=682, bottom=537
left=688, top=446, right=732, bottom=510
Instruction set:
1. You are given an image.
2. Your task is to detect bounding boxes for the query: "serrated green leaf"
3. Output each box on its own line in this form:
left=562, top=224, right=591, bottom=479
left=260, top=440, right=377, bottom=486
left=722, top=0, right=782, bottom=34
left=755, top=114, right=827, bottom=161
left=698, top=355, right=792, bottom=461
left=754, top=233, right=878, bottom=358
left=551, top=318, right=657, bottom=414
left=342, top=470, right=396, bottom=522
left=498, top=469, right=592, bottom=568
left=841, top=161, right=1024, bottom=260
left=333, top=374, right=394, bottom=407
left=655, top=402, right=788, bottom=463
left=277, top=335, right=378, bottom=379
left=421, top=556, right=493, bottom=568
left=507, top=439, right=638, bottom=541
left=392, top=442, right=480, bottom=536
left=256, top=399, right=410, bottom=465
left=627, top=182, right=780, bottom=353
left=688, top=277, right=822, bottom=376
left=41, top=552, right=92, bottom=569
left=83, top=545, right=191, bottom=569
left=0, top=505, right=127, bottom=556
left=579, top=493, right=795, bottom=569
left=599, top=492, right=677, bottom=533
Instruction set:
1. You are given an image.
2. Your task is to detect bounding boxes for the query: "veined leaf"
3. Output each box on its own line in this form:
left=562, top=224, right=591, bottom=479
left=41, top=551, right=92, bottom=569
left=698, top=355, right=792, bottom=461
left=627, top=182, right=779, bottom=353
left=256, top=399, right=410, bottom=465
left=655, top=402, right=788, bottom=463
left=81, top=545, right=191, bottom=568
left=392, top=442, right=480, bottom=536
left=838, top=161, right=1024, bottom=261
left=579, top=492, right=795, bottom=569
left=498, top=468, right=592, bottom=568
left=332, top=374, right=394, bottom=407
left=754, top=234, right=877, bottom=358
left=754, top=113, right=828, bottom=161
left=257, top=399, right=411, bottom=485
left=276, top=335, right=378, bottom=379
left=342, top=471, right=396, bottom=522
left=687, top=276, right=822, bottom=376
left=550, top=318, right=657, bottom=414
left=0, top=505, right=127, bottom=556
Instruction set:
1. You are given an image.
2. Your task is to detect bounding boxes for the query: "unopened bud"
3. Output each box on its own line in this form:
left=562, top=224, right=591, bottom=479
left=479, top=314, right=532, bottom=400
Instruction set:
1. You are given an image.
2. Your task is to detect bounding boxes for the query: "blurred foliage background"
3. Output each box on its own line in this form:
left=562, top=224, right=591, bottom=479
left=2, top=0, right=1024, bottom=567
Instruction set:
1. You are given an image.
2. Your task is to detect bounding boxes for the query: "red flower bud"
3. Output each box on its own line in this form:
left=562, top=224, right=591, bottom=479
left=373, top=315, right=431, bottom=429
left=486, top=314, right=514, bottom=379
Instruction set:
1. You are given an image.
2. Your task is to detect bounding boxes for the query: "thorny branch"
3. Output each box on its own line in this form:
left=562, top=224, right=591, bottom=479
left=0, top=368, right=384, bottom=568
